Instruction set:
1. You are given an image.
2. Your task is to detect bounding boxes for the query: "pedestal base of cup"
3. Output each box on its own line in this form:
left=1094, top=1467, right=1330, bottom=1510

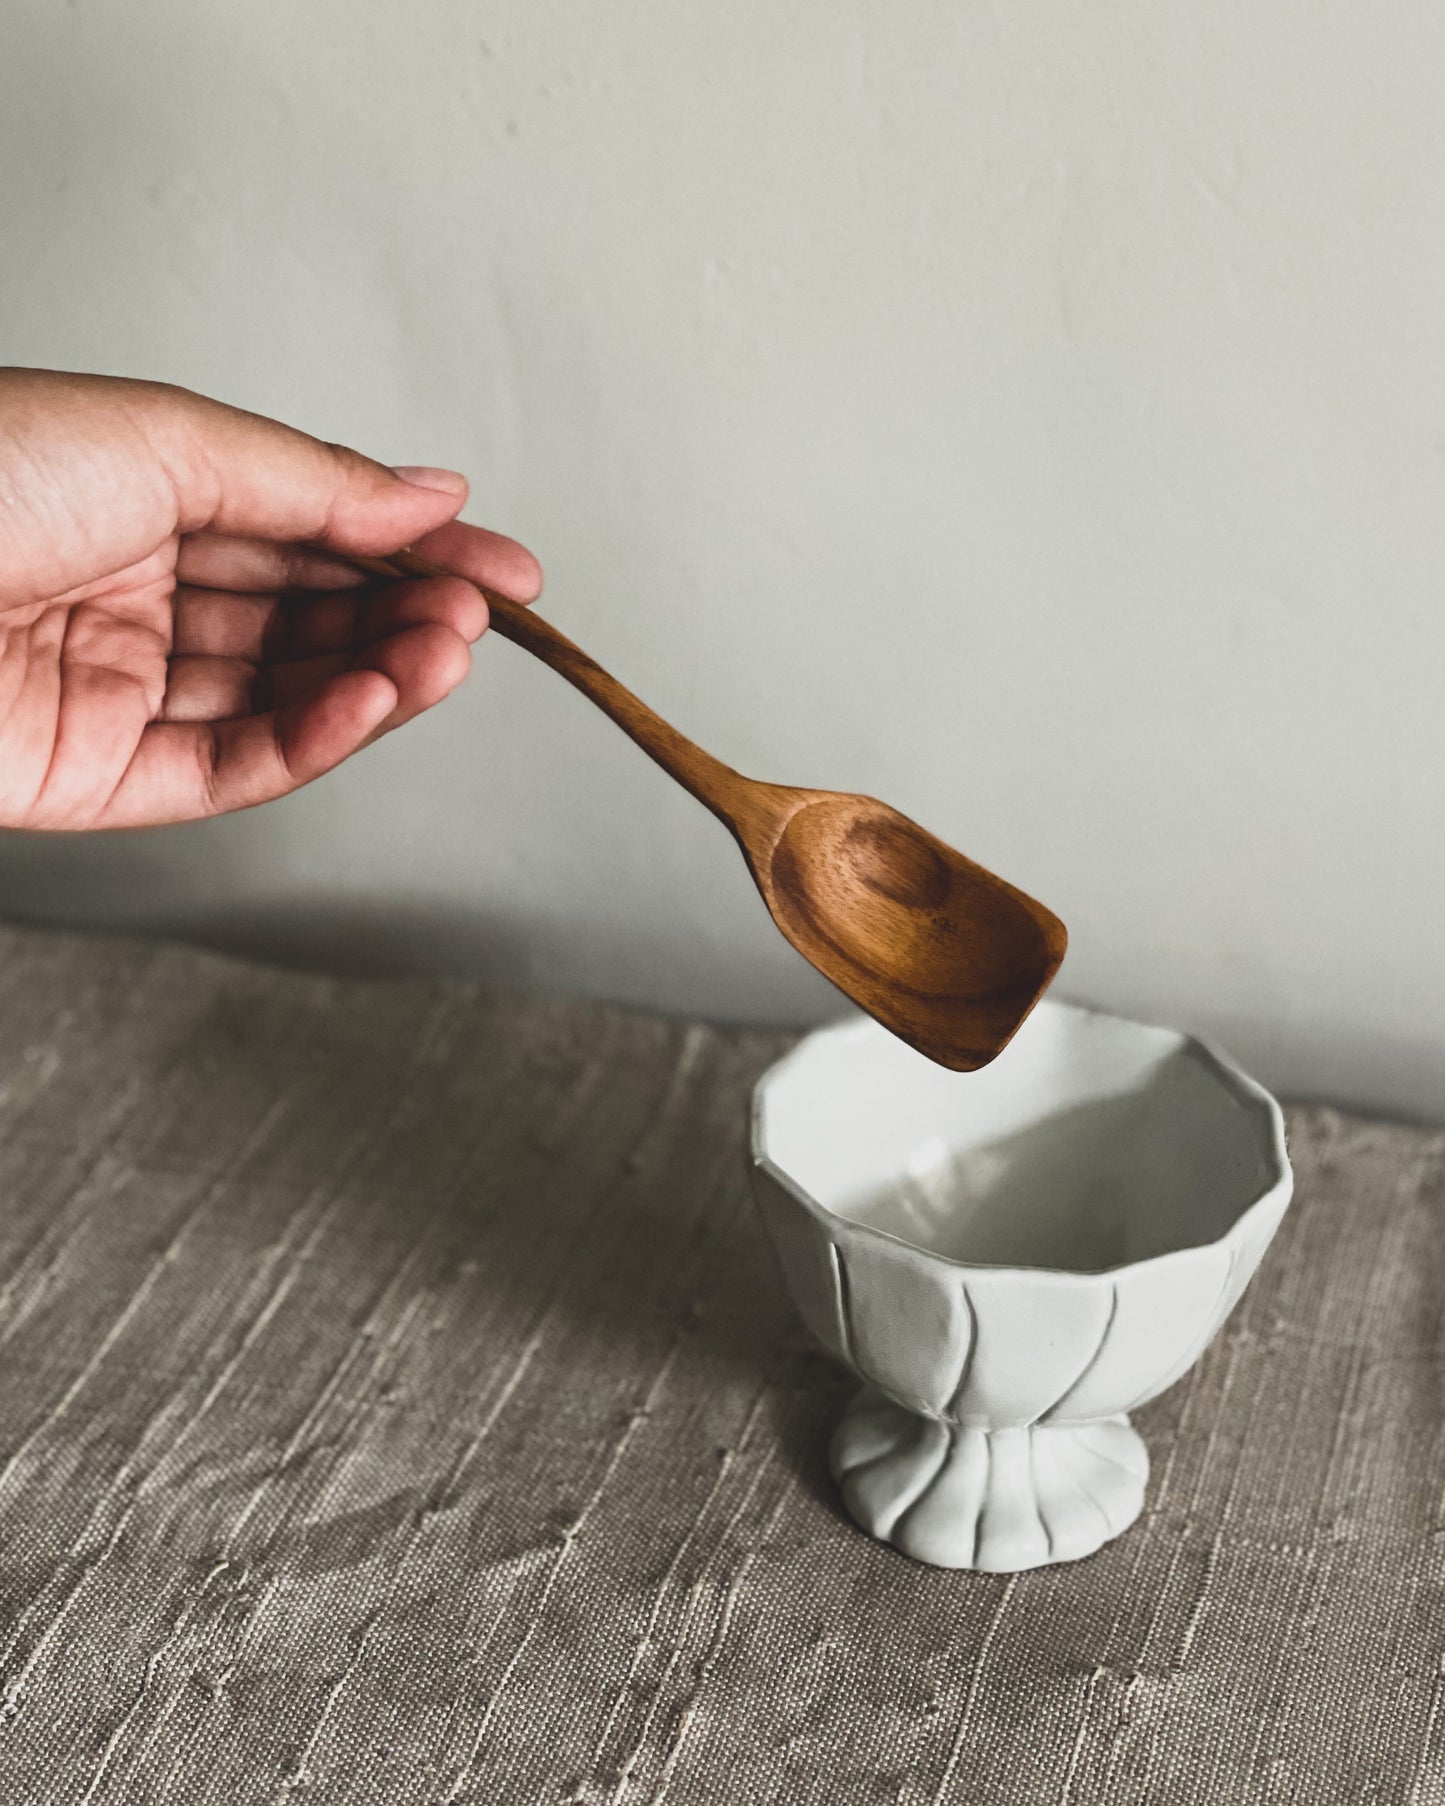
left=831, top=1389, right=1149, bottom=1572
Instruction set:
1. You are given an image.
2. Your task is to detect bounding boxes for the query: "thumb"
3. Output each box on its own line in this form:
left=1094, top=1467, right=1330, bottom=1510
left=144, top=380, right=470, bottom=555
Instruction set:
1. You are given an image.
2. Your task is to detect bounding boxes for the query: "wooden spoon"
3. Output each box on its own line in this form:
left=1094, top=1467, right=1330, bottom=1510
left=337, top=548, right=1067, bottom=1070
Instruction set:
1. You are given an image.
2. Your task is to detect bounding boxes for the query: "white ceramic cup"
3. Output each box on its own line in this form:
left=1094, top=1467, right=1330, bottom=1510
left=749, top=1002, right=1292, bottom=1572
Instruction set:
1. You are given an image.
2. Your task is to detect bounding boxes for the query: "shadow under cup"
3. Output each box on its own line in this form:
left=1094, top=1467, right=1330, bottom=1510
left=749, top=1003, right=1292, bottom=1572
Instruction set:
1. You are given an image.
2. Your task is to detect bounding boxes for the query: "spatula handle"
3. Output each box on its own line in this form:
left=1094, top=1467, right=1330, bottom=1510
left=335, top=548, right=744, bottom=825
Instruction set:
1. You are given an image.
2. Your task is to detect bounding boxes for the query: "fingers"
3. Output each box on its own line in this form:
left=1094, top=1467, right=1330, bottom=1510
left=170, top=588, right=278, bottom=660
left=160, top=622, right=473, bottom=733
left=137, top=382, right=473, bottom=555
left=158, top=655, right=256, bottom=722
left=159, top=572, right=486, bottom=772
left=171, top=575, right=488, bottom=665
left=351, top=621, right=472, bottom=729
left=0, top=371, right=488, bottom=592
left=409, top=518, right=544, bottom=603
left=103, top=612, right=472, bottom=826
left=176, top=517, right=542, bottom=602
left=154, top=384, right=545, bottom=597
left=102, top=670, right=402, bottom=825
left=283, top=578, right=488, bottom=661
left=174, top=535, right=372, bottom=594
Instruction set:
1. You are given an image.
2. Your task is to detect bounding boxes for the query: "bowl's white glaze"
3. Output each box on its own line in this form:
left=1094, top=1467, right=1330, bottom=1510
left=749, top=1001, right=1292, bottom=1570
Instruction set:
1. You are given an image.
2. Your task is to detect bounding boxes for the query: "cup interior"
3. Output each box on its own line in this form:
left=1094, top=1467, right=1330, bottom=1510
left=757, top=1006, right=1281, bottom=1274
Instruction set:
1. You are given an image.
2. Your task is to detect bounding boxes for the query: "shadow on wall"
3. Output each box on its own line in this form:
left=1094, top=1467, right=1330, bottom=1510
left=0, top=824, right=848, bottom=1035
left=4, top=828, right=1445, bottom=1128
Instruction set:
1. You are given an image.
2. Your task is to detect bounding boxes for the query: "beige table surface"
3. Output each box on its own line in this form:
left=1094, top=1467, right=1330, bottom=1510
left=0, top=921, right=1441, bottom=1805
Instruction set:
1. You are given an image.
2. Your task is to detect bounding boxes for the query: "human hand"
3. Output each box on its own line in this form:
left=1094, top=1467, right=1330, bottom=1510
left=0, top=368, right=542, bottom=829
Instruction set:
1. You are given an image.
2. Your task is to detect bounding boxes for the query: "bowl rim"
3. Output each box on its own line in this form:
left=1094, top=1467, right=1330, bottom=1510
left=749, top=999, right=1293, bottom=1287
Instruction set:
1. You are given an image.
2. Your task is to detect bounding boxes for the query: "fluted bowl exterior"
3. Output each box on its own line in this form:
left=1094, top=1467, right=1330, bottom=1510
left=749, top=1007, right=1292, bottom=1430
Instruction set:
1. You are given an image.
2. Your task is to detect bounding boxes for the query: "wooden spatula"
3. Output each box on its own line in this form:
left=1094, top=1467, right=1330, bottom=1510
left=339, top=548, right=1067, bottom=1070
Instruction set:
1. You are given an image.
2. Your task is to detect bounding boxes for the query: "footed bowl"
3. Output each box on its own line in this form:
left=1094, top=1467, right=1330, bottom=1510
left=749, top=1002, right=1292, bottom=1572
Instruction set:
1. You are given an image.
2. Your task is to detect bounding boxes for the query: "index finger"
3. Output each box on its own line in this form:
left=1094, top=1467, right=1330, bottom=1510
left=177, top=517, right=544, bottom=604
left=409, top=518, right=544, bottom=605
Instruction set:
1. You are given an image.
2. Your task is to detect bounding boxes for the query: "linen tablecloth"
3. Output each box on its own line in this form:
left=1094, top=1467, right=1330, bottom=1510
left=0, top=922, right=1441, bottom=1804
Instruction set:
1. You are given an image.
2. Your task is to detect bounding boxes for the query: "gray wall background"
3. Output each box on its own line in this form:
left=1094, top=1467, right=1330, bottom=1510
left=2, top=1, right=1443, bottom=1121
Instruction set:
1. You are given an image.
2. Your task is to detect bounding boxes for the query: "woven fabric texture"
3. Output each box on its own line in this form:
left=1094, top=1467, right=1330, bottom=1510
left=0, top=922, right=1441, bottom=1805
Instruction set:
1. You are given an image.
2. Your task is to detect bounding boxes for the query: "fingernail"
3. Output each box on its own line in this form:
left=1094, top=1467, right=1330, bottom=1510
left=392, top=464, right=468, bottom=497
